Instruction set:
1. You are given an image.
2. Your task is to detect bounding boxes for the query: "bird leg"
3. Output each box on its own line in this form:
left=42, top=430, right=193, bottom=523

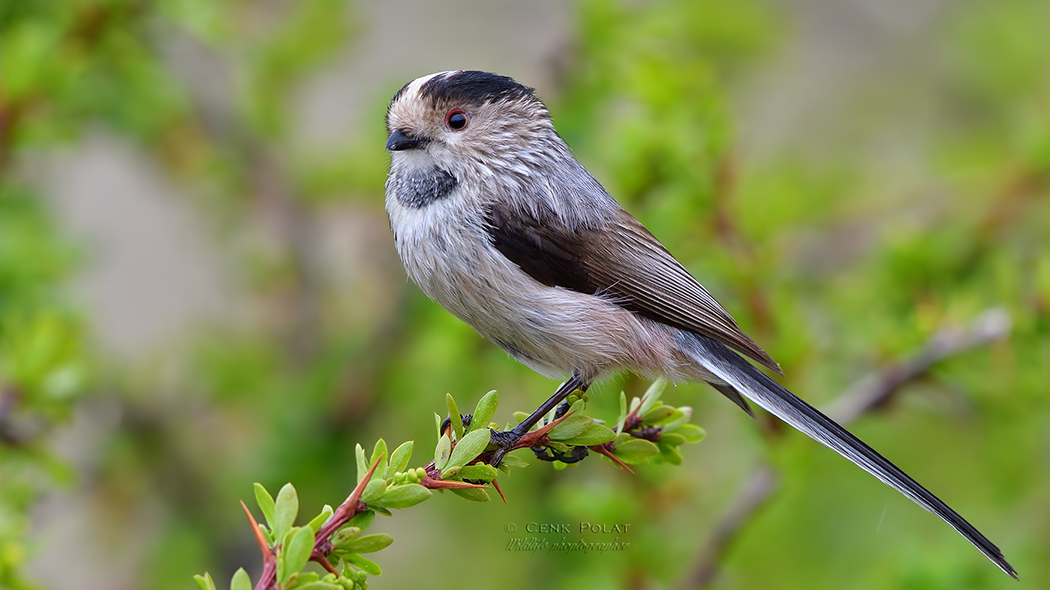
left=514, top=373, right=588, bottom=437
left=486, top=373, right=588, bottom=466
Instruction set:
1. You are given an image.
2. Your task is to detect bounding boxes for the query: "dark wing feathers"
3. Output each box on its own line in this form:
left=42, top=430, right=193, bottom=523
left=484, top=205, right=782, bottom=375
left=485, top=206, right=596, bottom=294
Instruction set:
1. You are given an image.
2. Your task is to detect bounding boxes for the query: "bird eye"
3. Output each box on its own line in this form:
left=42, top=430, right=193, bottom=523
left=446, top=110, right=468, bottom=131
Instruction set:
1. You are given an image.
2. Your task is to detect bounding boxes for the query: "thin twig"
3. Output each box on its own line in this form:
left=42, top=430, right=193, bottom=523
left=0, top=387, right=26, bottom=446
left=686, top=464, right=778, bottom=589
left=680, top=308, right=1011, bottom=589
left=823, top=308, right=1011, bottom=425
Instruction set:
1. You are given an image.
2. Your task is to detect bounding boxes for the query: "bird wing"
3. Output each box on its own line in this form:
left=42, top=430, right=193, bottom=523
left=484, top=204, right=781, bottom=374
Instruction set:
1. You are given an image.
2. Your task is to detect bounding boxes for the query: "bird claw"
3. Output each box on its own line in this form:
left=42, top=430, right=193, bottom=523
left=531, top=444, right=589, bottom=463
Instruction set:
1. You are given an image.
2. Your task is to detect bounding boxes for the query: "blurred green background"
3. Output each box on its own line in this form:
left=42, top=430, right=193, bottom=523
left=1, top=0, right=1048, bottom=588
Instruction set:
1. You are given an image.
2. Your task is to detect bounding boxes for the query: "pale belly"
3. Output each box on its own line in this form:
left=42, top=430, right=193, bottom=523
left=391, top=211, right=686, bottom=381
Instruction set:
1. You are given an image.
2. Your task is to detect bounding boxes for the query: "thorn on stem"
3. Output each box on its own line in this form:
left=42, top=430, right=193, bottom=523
left=317, top=454, right=384, bottom=540
left=240, top=500, right=272, bottom=560
left=513, top=410, right=577, bottom=451
left=420, top=475, right=489, bottom=490
left=492, top=478, right=507, bottom=503
left=589, top=444, right=634, bottom=473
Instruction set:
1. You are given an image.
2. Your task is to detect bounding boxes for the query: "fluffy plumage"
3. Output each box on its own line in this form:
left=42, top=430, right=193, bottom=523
left=383, top=70, right=1015, bottom=578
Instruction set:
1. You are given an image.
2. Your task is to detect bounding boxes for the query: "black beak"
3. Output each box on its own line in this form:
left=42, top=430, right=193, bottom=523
left=386, top=129, right=425, bottom=151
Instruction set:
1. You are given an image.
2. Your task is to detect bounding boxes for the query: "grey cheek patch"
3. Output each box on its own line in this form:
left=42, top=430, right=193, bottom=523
left=394, top=168, right=458, bottom=208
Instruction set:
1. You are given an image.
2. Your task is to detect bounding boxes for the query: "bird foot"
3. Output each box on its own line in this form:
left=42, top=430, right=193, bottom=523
left=484, top=408, right=578, bottom=467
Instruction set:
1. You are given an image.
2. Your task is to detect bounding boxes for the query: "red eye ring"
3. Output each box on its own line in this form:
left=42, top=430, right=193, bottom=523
left=446, top=110, right=468, bottom=131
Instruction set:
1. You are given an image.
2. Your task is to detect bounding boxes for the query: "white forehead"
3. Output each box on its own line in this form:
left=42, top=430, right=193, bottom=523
left=398, top=71, right=456, bottom=102
left=388, top=71, right=449, bottom=126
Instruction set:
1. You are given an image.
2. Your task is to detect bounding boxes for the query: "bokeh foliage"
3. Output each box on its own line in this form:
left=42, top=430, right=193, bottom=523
left=1, top=0, right=1047, bottom=589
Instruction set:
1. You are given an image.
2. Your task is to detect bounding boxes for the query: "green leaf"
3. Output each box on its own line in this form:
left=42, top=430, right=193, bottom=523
left=660, top=406, right=692, bottom=431
left=676, top=424, right=706, bottom=443
left=450, top=487, right=491, bottom=502
left=346, top=533, right=394, bottom=554
left=361, top=479, right=388, bottom=504
left=292, top=583, right=342, bottom=590
left=386, top=441, right=414, bottom=479
left=500, top=454, right=529, bottom=469
left=370, top=439, right=388, bottom=476
left=372, top=483, right=432, bottom=509
left=446, top=428, right=491, bottom=470
left=281, top=526, right=315, bottom=585
left=613, top=438, right=660, bottom=463
left=230, top=568, right=251, bottom=590
left=658, top=442, right=683, bottom=465
left=307, top=504, right=334, bottom=533
left=446, top=393, right=464, bottom=438
left=434, top=434, right=452, bottom=471
left=467, top=390, right=498, bottom=433
left=638, top=378, right=667, bottom=415
left=615, top=390, right=628, bottom=433
left=561, top=423, right=617, bottom=446
left=547, top=441, right=571, bottom=453
left=345, top=553, right=382, bottom=576
left=332, top=526, right=362, bottom=549
left=253, top=483, right=276, bottom=531
left=290, top=572, right=320, bottom=585
left=347, top=510, right=375, bottom=531
left=562, top=398, right=587, bottom=421
left=628, top=396, right=642, bottom=415
left=442, top=466, right=462, bottom=479
left=547, top=413, right=592, bottom=441
left=259, top=525, right=273, bottom=546
left=355, top=444, right=368, bottom=484
left=641, top=405, right=679, bottom=425
left=273, top=483, right=299, bottom=543
left=456, top=464, right=500, bottom=481
left=660, top=432, right=687, bottom=447
left=194, top=573, right=217, bottom=590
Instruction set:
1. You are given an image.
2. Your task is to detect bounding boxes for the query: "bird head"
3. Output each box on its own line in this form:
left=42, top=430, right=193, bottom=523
left=385, top=71, right=560, bottom=181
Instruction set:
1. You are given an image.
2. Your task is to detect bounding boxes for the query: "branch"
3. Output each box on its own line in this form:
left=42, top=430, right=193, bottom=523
left=823, top=308, right=1011, bottom=425
left=680, top=308, right=1012, bottom=589
left=685, top=464, right=778, bottom=589
left=0, top=387, right=19, bottom=446
left=199, top=384, right=704, bottom=590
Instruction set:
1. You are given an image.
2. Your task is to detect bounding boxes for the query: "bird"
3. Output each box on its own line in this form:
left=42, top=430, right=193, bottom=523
left=382, top=69, right=1016, bottom=578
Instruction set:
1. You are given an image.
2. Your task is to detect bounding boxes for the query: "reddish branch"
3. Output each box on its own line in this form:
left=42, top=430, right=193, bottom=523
left=242, top=411, right=584, bottom=589
left=246, top=456, right=382, bottom=590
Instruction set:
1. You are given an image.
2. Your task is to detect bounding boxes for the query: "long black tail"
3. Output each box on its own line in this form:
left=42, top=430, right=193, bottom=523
left=681, top=333, right=1017, bottom=578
